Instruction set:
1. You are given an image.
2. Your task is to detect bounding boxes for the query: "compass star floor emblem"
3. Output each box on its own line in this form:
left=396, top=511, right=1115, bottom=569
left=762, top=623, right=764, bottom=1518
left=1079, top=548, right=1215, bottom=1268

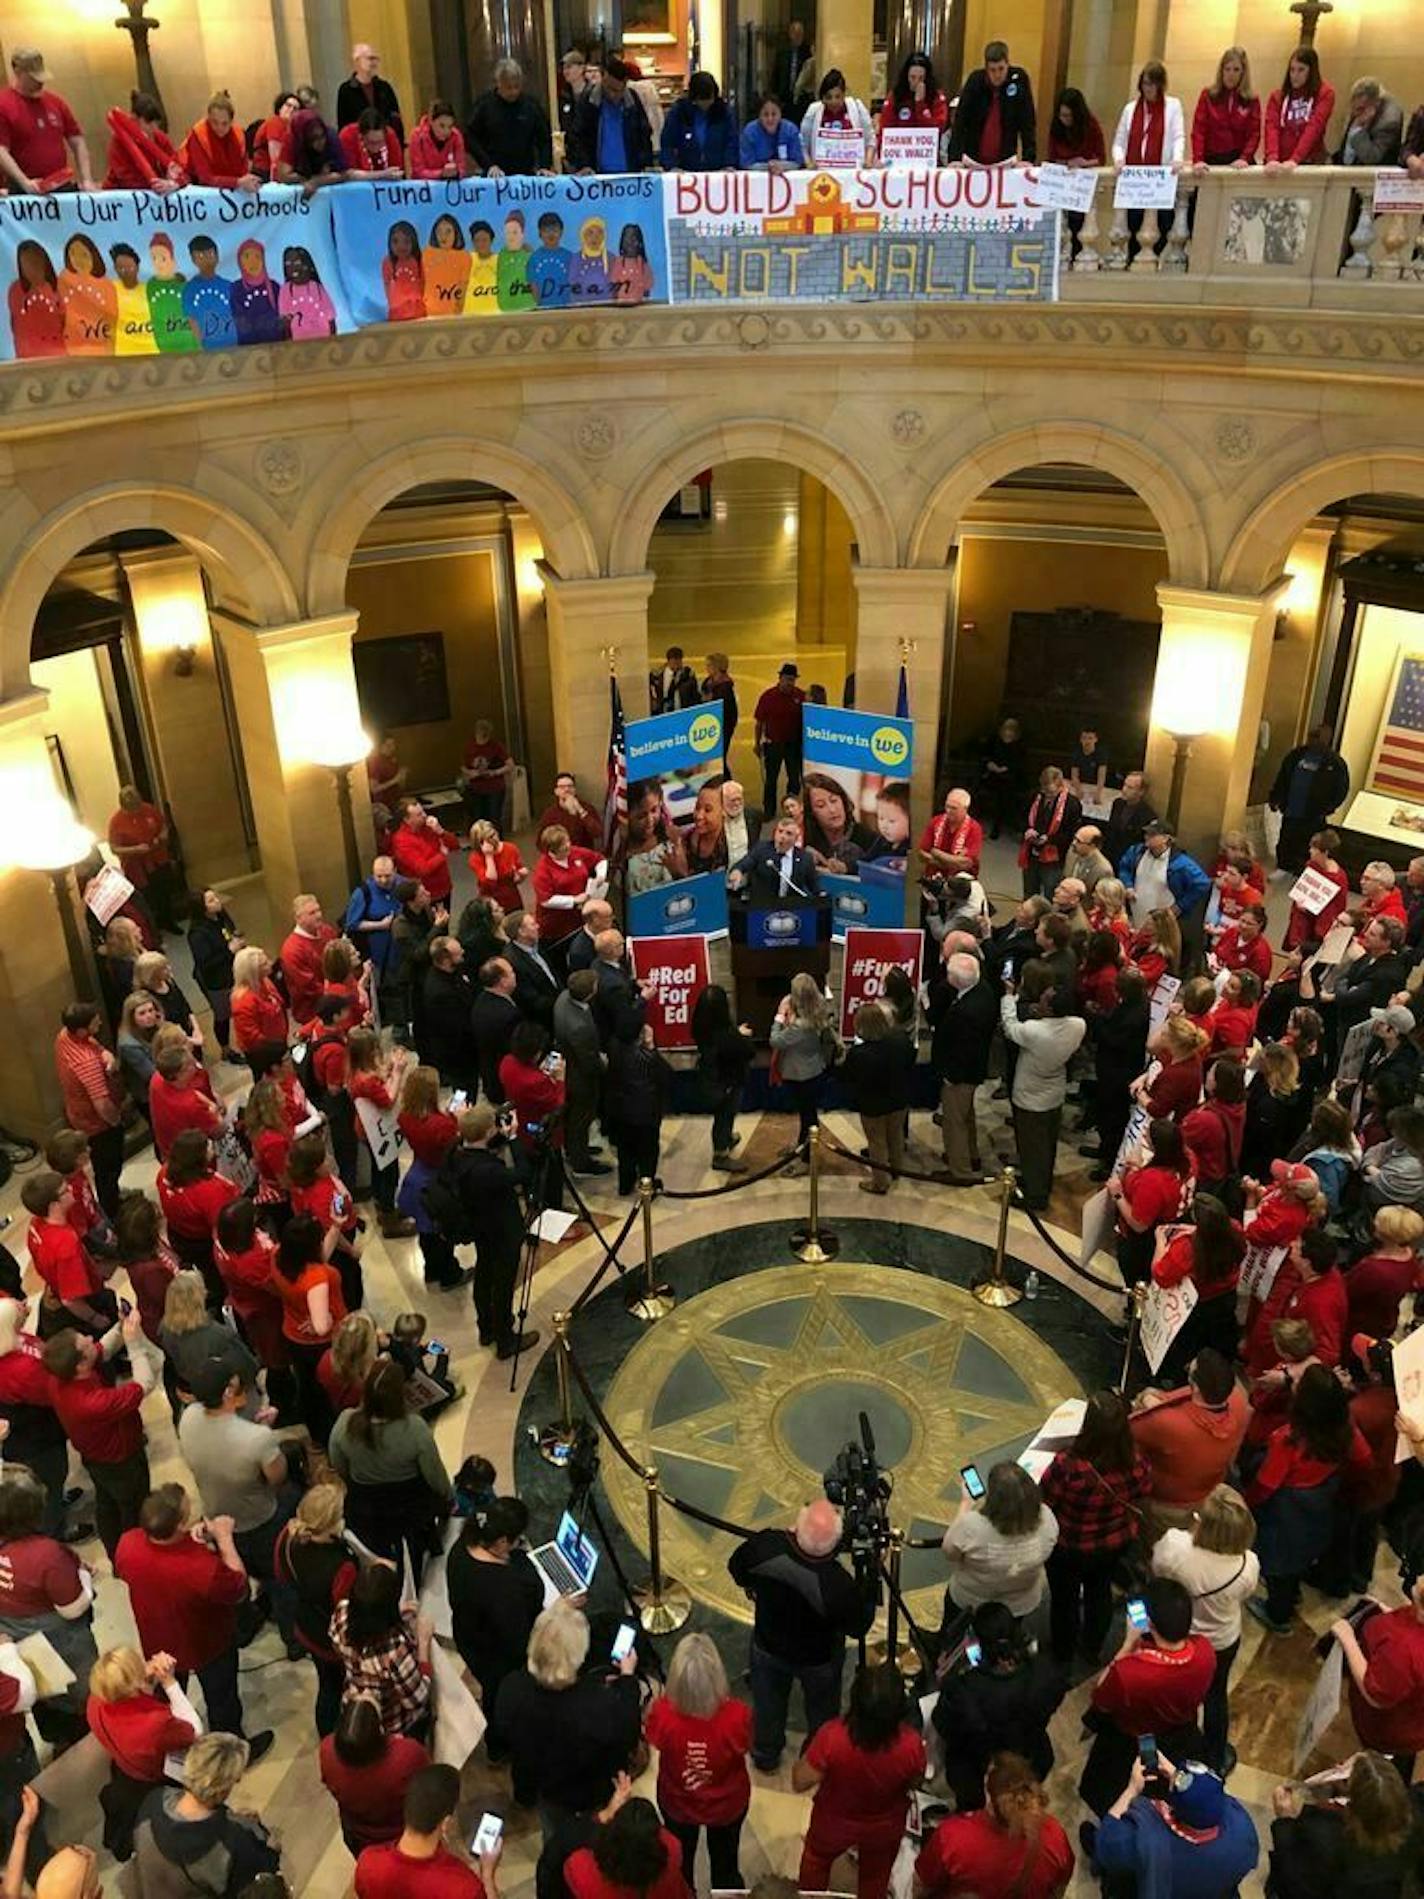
left=600, top=1262, right=1082, bottom=1629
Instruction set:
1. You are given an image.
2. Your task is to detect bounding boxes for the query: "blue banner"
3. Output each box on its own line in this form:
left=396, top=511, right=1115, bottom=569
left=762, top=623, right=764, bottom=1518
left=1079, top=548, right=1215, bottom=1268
left=747, top=905, right=819, bottom=950
left=799, top=704, right=913, bottom=898
left=326, top=174, right=669, bottom=325
left=626, top=703, right=723, bottom=780
left=822, top=871, right=907, bottom=939
left=801, top=705, right=913, bottom=776
left=629, top=872, right=728, bottom=940
left=0, top=186, right=353, bottom=359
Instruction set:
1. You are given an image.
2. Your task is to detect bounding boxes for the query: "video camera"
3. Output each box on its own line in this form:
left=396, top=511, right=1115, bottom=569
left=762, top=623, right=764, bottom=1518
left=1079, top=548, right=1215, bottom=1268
left=824, top=1410, right=893, bottom=1553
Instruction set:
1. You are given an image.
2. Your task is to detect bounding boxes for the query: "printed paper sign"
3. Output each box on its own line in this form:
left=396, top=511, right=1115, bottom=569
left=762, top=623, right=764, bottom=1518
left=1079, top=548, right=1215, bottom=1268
left=1373, top=171, right=1424, bottom=215
left=1394, top=1323, right=1424, bottom=1461
left=838, top=927, right=922, bottom=1038
left=354, top=1096, right=402, bottom=1173
left=1113, top=166, right=1179, bottom=211
left=1237, top=1241, right=1287, bottom=1306
left=1294, top=1642, right=1344, bottom=1773
left=1139, top=1277, right=1198, bottom=1375
left=1079, top=1186, right=1116, bottom=1267
left=1031, top=164, right=1098, bottom=214
left=879, top=127, right=941, bottom=170
left=630, top=934, right=711, bottom=1049
left=83, top=864, right=135, bottom=925
left=1288, top=866, right=1343, bottom=916
left=1148, top=975, right=1181, bottom=1037
left=813, top=127, right=865, bottom=169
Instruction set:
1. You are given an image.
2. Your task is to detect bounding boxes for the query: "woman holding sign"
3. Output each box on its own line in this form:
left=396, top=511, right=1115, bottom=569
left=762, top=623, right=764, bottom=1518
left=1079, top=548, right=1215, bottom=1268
left=877, top=52, right=948, bottom=157
left=800, top=71, right=875, bottom=166
left=1111, top=62, right=1185, bottom=261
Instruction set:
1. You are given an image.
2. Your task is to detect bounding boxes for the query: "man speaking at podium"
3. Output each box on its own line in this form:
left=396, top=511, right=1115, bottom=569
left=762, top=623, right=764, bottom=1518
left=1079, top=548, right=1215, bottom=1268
left=729, top=816, right=821, bottom=904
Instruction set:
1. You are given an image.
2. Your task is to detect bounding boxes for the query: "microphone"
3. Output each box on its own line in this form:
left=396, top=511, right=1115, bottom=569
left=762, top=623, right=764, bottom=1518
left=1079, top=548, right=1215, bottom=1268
left=859, top=1410, right=876, bottom=1460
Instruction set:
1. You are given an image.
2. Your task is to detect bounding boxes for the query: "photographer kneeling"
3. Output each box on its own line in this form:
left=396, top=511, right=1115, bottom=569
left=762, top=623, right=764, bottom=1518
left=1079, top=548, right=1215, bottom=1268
left=727, top=1499, right=875, bottom=1772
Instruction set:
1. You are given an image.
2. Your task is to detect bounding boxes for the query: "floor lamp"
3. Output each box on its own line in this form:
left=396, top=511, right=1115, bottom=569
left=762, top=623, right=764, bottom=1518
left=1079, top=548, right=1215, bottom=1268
left=313, top=731, right=372, bottom=895
left=16, top=797, right=98, bottom=1003
left=1163, top=726, right=1202, bottom=835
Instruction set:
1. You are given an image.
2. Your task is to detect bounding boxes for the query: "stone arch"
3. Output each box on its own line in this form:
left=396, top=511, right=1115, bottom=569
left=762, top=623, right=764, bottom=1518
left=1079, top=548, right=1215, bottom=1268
left=607, top=417, right=899, bottom=575
left=0, top=483, right=300, bottom=699
left=906, top=421, right=1212, bottom=588
left=1222, top=451, right=1424, bottom=595
left=305, top=436, right=600, bottom=612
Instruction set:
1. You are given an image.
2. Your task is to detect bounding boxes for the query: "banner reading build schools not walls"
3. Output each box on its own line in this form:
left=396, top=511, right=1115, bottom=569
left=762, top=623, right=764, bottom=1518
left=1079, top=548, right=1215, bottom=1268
left=328, top=174, right=669, bottom=323
left=0, top=186, right=353, bottom=358
left=802, top=705, right=913, bottom=939
left=623, top=702, right=729, bottom=941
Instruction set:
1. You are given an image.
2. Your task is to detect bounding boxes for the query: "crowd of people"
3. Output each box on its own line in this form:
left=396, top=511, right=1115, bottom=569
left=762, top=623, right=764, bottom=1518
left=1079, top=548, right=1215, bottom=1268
left=3, top=31, right=1422, bottom=207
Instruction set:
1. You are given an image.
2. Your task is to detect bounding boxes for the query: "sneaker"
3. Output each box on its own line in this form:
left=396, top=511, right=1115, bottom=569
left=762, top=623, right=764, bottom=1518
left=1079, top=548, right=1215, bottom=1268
left=244, top=1730, right=276, bottom=1766
left=570, top=1159, right=614, bottom=1177
left=1246, top=1597, right=1292, bottom=1636
left=711, top=1155, right=748, bottom=1172
left=496, top=1329, right=542, bottom=1360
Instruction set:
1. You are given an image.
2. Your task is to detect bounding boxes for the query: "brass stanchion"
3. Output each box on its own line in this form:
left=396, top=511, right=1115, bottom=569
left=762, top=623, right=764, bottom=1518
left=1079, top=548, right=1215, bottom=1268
left=538, top=1312, right=579, bottom=1465
left=626, top=1177, right=675, bottom=1322
left=972, top=1167, right=1024, bottom=1307
left=1119, top=1282, right=1148, bottom=1392
left=633, top=1465, right=691, bottom=1634
left=790, top=1126, right=839, bottom=1262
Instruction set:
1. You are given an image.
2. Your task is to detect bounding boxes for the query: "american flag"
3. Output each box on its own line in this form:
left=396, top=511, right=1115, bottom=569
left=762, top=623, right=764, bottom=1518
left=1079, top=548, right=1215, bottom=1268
left=1372, top=656, right=1424, bottom=801
left=602, top=673, right=627, bottom=856
left=896, top=663, right=910, bottom=720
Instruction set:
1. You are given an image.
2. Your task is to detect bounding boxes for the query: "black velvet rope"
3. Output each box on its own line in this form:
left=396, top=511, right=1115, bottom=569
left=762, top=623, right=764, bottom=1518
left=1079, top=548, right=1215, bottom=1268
left=657, top=1140, right=810, bottom=1199
left=568, top=1201, right=644, bottom=1315
left=1015, top=1199, right=1130, bottom=1297
left=561, top=1336, right=650, bottom=1479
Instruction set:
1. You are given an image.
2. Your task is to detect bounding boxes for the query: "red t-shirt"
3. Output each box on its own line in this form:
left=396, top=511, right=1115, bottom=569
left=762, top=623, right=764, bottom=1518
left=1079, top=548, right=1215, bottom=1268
left=148, top=1073, right=220, bottom=1161
left=645, top=1694, right=752, bottom=1826
left=317, top=1350, right=363, bottom=1416
left=532, top=847, right=601, bottom=943
left=1351, top=1606, right=1424, bottom=1754
left=107, top=803, right=168, bottom=885
left=1118, top=1164, right=1192, bottom=1236
left=51, top=1374, right=145, bottom=1466
left=754, top=683, right=806, bottom=746
left=1091, top=1636, right=1216, bottom=1736
left=390, top=823, right=458, bottom=903
left=565, top=1833, right=685, bottom=1899
left=114, top=1530, right=248, bottom=1673
left=355, top=1842, right=485, bottom=1899
left=0, top=85, right=81, bottom=183
left=28, top=1218, right=98, bottom=1302
left=156, top=1168, right=239, bottom=1241
left=252, top=1127, right=291, bottom=1197
left=463, top=737, right=510, bottom=794
left=1208, top=1002, right=1258, bottom=1056
left=399, top=1110, right=458, bottom=1169
left=1144, top=1057, right=1202, bottom=1123
left=915, top=1809, right=1075, bottom=1899
left=291, top=1174, right=358, bottom=1237
left=280, top=926, right=338, bottom=1025
left=275, top=1262, right=347, bottom=1345
left=320, top=1732, right=430, bottom=1846
left=0, top=1337, right=56, bottom=1409
left=1346, top=1253, right=1418, bottom=1341
left=0, top=1534, right=81, bottom=1618
left=87, top=1691, right=197, bottom=1784
left=804, top=1717, right=927, bottom=1837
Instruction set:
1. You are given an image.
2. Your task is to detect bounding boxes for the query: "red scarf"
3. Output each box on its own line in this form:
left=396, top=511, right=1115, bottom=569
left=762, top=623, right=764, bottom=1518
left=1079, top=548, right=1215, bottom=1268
left=1020, top=789, right=1069, bottom=867
left=1127, top=95, right=1165, bottom=164
left=931, top=813, right=970, bottom=857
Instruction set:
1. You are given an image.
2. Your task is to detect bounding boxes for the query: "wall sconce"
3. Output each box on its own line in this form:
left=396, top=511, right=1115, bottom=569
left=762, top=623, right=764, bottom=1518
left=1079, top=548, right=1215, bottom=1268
left=172, top=642, right=198, bottom=677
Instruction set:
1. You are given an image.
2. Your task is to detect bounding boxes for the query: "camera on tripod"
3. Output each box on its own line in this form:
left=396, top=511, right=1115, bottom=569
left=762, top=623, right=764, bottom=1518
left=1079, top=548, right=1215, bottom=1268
left=824, top=1411, right=893, bottom=1553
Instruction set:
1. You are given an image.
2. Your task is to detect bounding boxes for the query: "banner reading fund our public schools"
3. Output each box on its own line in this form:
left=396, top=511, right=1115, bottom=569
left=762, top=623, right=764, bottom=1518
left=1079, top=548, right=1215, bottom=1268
left=624, top=702, right=729, bottom=942
left=663, top=166, right=1058, bottom=305
left=801, top=705, right=913, bottom=939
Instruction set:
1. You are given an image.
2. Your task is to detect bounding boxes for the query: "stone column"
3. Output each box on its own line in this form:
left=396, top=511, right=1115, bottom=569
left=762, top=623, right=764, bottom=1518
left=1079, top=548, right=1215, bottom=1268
left=852, top=566, right=954, bottom=915
left=540, top=569, right=654, bottom=801
left=215, top=613, right=375, bottom=926
left=1145, top=581, right=1289, bottom=864
left=0, top=692, right=90, bottom=1136
left=818, top=0, right=876, bottom=101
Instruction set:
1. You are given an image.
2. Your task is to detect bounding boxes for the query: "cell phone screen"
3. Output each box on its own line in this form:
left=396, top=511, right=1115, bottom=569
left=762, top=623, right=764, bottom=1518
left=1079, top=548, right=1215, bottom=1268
left=959, top=1464, right=985, bottom=1501
left=472, top=1813, right=503, bottom=1857
left=1126, top=1597, right=1150, bottom=1633
left=611, top=1620, right=637, bottom=1663
left=964, top=1638, right=982, bottom=1667
left=1138, top=1734, right=1158, bottom=1775
left=450, top=1090, right=468, bottom=1110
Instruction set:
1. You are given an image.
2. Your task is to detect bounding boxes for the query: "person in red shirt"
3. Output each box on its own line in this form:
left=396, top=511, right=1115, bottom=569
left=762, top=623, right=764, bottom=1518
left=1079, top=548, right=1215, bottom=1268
left=1133, top=1016, right=1206, bottom=1124
left=536, top=772, right=603, bottom=853
left=1346, top=1205, right=1423, bottom=1341
left=148, top=1044, right=223, bottom=1163
left=178, top=91, right=259, bottom=189
left=53, top=1001, right=125, bottom=1217
left=229, top=948, right=290, bottom=1054
left=565, top=1795, right=684, bottom=1899
left=1180, top=1060, right=1245, bottom=1194
left=339, top=108, right=405, bottom=175
left=320, top=937, right=371, bottom=1037
left=156, top=1129, right=240, bottom=1283
left=408, top=104, right=468, bottom=180
left=459, top=721, right=513, bottom=825
left=271, top=1212, right=348, bottom=1444
left=644, top=1632, right=751, bottom=1887
left=1282, top=829, right=1350, bottom=953
left=114, top=1482, right=271, bottom=1759
left=1209, top=904, right=1273, bottom=984
left=1130, top=1349, right=1248, bottom=1517
left=1245, top=1227, right=1345, bottom=1378
left=321, top=1691, right=430, bottom=1855
left=86, top=1644, right=200, bottom=1848
left=346, top=1029, right=418, bottom=1239
left=1149, top=1197, right=1244, bottom=1383
left=114, top=1192, right=179, bottom=1349
left=250, top=89, right=300, bottom=178
left=499, top=1022, right=566, bottom=1173
left=354, top=1762, right=492, bottom=1898
left=1334, top=1580, right=1424, bottom=1759
left=1206, top=969, right=1260, bottom=1060
left=280, top=893, right=340, bottom=1026
left=107, top=784, right=169, bottom=893
left=286, top=1134, right=363, bottom=1313
left=794, top=1661, right=926, bottom=1899
left=1076, top=932, right=1122, bottom=1018
left=1080, top=1577, right=1215, bottom=1816
left=242, top=1078, right=294, bottom=1225
left=915, top=1752, right=1074, bottom=1899
left=0, top=48, right=94, bottom=194
left=103, top=91, right=184, bottom=190
left=753, top=662, right=806, bottom=817
left=1191, top=47, right=1260, bottom=167
left=21, top=1170, right=111, bottom=1338
left=1108, top=1117, right=1194, bottom=1285
left=44, top=1311, right=155, bottom=1557
left=1315, top=1335, right=1403, bottom=1598
left=1264, top=46, right=1336, bottom=166
left=213, top=1198, right=288, bottom=1387
left=390, top=800, right=460, bottom=905
left=396, top=1065, right=462, bottom=1289
left=531, top=827, right=602, bottom=948
left=918, top=788, right=983, bottom=881
left=468, top=820, right=525, bottom=914
left=45, top=1128, right=109, bottom=1256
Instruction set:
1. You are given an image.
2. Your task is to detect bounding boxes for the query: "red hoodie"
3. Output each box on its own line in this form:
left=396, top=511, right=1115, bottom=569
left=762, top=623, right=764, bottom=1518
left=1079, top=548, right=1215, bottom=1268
left=1180, top=1098, right=1244, bottom=1182
left=1191, top=87, right=1261, bottom=163
left=179, top=118, right=252, bottom=187
left=408, top=117, right=467, bottom=178
left=1264, top=83, right=1336, bottom=163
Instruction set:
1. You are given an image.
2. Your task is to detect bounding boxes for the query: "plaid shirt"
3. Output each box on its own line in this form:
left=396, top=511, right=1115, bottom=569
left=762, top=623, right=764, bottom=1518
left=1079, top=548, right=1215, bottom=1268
left=1040, top=1451, right=1151, bottom=1554
left=329, top=1600, right=430, bottom=1737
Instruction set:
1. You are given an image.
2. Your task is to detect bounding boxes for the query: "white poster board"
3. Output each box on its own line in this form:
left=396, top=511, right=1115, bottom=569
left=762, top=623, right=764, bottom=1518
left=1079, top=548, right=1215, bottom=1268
left=1148, top=975, right=1181, bottom=1038
left=1079, top=1186, right=1116, bottom=1267
left=1139, top=1277, right=1198, bottom=1375
left=813, top=126, right=864, bottom=168
left=1288, top=866, right=1343, bottom=916
left=1394, top=1322, right=1424, bottom=1461
left=430, top=1639, right=487, bottom=1768
left=880, top=126, right=940, bottom=169
left=1018, top=1397, right=1087, bottom=1481
left=1113, top=165, right=1178, bottom=211
left=1032, top=164, right=1098, bottom=213
left=1373, top=171, right=1424, bottom=214
left=82, top=864, right=135, bottom=926
left=1294, top=1642, right=1344, bottom=1773
left=354, top=1096, right=403, bottom=1173
left=1237, top=1241, right=1287, bottom=1307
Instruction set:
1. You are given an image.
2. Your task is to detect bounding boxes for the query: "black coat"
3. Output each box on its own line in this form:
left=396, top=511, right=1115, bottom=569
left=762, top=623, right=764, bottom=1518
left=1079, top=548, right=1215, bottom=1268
left=592, top=963, right=646, bottom=1048
left=948, top=65, right=1037, bottom=161
left=470, top=990, right=519, bottom=1103
left=505, top=943, right=558, bottom=1027
left=466, top=89, right=553, bottom=174
left=566, top=85, right=656, bottom=173
left=933, top=1653, right=1066, bottom=1811
left=1093, top=996, right=1150, bottom=1088
left=1335, top=951, right=1412, bottom=1035
left=928, top=976, right=999, bottom=1085
left=421, top=965, right=477, bottom=1085
left=187, top=912, right=238, bottom=994
left=1268, top=743, right=1350, bottom=823
left=606, top=1038, right=671, bottom=1130
left=841, top=1035, right=915, bottom=1118
left=443, top=1143, right=524, bottom=1254
left=1104, top=796, right=1158, bottom=870
left=336, top=72, right=404, bottom=136
left=1268, top=1800, right=1424, bottom=1899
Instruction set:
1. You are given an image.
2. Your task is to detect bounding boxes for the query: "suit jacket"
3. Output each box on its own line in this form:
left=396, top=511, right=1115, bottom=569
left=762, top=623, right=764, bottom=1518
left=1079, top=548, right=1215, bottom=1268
left=928, top=976, right=1000, bottom=1084
left=592, top=960, right=646, bottom=1048
left=732, top=839, right=821, bottom=902
left=470, top=990, right=519, bottom=1103
left=505, top=942, right=558, bottom=1026
left=420, top=965, right=477, bottom=1084
left=553, top=992, right=603, bottom=1084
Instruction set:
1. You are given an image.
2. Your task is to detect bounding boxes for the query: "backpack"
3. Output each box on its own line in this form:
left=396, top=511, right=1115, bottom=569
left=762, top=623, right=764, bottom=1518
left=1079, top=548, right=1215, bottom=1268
left=299, top=1033, right=348, bottom=1114
left=422, top=1153, right=472, bottom=1243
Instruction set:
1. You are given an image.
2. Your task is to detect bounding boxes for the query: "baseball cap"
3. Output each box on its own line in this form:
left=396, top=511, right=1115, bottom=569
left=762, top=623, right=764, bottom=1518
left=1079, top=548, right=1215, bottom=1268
left=1371, top=1004, right=1416, bottom=1034
left=778, top=662, right=799, bottom=677
left=10, top=49, right=49, bottom=80
left=1167, top=1763, right=1225, bottom=1828
left=1270, top=1159, right=1316, bottom=1188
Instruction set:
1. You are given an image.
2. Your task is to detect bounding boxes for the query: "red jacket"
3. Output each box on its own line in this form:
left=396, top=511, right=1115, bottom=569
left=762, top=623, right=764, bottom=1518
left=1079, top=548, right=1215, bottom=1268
left=389, top=822, right=458, bottom=903
left=1264, top=83, right=1336, bottom=163
left=1246, top=1263, right=1346, bottom=1377
left=230, top=980, right=289, bottom=1053
left=1213, top=926, right=1273, bottom=982
left=408, top=118, right=467, bottom=178
left=103, top=109, right=184, bottom=188
left=179, top=119, right=252, bottom=187
left=1191, top=88, right=1260, bottom=163
left=280, top=924, right=338, bottom=1025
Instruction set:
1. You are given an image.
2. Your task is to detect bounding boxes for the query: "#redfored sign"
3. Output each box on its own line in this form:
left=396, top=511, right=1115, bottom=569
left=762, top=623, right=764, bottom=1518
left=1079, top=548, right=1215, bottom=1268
left=629, top=935, right=711, bottom=1050
left=839, top=928, right=923, bottom=1038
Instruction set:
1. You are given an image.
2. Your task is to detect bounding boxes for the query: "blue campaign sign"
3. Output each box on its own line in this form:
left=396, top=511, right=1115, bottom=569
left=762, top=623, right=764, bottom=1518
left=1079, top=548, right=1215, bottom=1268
left=326, top=174, right=669, bottom=327
left=802, top=705, right=913, bottom=777
left=628, top=872, right=728, bottom=941
left=823, top=872, right=907, bottom=939
left=626, top=703, right=724, bottom=779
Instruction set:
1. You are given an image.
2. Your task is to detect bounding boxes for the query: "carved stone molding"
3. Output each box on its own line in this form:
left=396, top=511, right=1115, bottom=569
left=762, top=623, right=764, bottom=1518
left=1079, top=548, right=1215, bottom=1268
left=891, top=409, right=926, bottom=447
left=255, top=438, right=303, bottom=499
left=575, top=415, right=617, bottom=461
left=1214, top=418, right=1256, bottom=465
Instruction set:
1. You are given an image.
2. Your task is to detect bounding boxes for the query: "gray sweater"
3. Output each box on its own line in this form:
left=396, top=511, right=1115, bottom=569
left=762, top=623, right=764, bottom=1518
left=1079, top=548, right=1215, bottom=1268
left=328, top=1410, right=453, bottom=1501
left=770, top=1016, right=833, bottom=1081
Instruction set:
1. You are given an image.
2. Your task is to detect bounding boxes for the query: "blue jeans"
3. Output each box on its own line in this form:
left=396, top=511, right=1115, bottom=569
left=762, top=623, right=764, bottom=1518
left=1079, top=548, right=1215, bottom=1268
left=748, top=1637, right=845, bottom=1767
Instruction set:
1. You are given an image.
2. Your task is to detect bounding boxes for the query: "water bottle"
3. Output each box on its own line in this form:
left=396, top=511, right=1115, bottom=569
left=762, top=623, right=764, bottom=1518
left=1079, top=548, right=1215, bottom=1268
left=1024, top=1270, right=1040, bottom=1301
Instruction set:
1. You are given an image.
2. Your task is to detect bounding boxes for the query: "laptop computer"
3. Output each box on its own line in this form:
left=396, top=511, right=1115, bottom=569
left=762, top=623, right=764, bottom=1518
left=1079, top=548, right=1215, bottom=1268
left=530, top=1509, right=600, bottom=1606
